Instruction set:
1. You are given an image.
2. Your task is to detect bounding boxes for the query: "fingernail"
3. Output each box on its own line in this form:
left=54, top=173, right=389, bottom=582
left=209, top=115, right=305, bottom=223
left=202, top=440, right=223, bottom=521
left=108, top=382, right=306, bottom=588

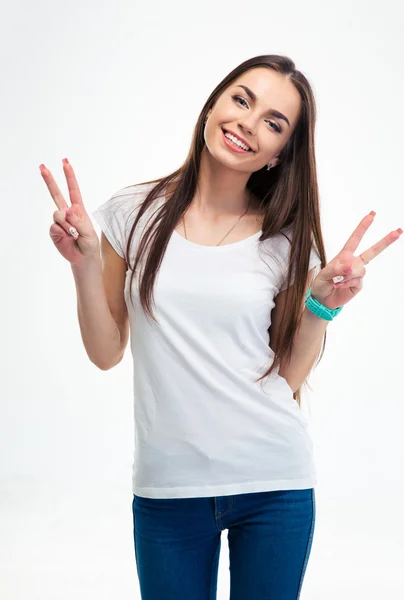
left=62, top=158, right=69, bottom=165
left=369, top=210, right=376, bottom=216
left=69, top=226, right=79, bottom=238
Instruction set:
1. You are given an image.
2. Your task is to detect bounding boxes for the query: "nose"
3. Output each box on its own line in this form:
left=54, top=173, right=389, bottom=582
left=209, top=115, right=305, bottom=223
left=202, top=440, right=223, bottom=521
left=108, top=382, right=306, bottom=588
left=237, top=118, right=256, bottom=138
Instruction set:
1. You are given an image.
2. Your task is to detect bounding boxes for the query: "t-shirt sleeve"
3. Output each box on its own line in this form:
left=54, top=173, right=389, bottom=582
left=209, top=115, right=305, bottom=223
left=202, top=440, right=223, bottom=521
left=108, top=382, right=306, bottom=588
left=276, top=227, right=322, bottom=292
left=91, top=187, right=144, bottom=259
left=92, top=202, right=124, bottom=258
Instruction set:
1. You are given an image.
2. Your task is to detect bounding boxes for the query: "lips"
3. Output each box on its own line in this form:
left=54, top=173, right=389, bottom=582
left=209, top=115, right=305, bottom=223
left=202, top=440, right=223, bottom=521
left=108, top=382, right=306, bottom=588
left=221, top=128, right=255, bottom=152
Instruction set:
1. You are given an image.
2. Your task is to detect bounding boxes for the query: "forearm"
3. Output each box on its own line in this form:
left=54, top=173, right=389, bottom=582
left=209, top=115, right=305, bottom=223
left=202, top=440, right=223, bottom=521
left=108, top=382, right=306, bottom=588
left=71, top=256, right=122, bottom=370
left=279, top=306, right=329, bottom=393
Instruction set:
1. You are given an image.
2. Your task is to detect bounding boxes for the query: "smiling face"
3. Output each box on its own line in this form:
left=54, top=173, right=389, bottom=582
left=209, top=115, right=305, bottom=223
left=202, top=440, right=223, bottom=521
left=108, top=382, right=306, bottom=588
left=204, top=67, right=302, bottom=172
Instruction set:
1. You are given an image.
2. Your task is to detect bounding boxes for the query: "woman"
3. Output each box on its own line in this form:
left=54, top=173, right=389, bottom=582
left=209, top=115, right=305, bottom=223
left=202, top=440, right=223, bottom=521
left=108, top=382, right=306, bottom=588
left=40, top=54, right=402, bottom=599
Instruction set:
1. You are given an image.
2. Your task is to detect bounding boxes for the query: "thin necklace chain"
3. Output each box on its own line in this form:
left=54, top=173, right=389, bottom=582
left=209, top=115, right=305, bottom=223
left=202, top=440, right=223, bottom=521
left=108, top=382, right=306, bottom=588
left=182, top=191, right=253, bottom=246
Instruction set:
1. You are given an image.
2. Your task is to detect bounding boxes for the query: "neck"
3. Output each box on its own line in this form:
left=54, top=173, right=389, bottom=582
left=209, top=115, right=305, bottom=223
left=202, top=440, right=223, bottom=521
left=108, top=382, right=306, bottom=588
left=192, top=147, right=254, bottom=217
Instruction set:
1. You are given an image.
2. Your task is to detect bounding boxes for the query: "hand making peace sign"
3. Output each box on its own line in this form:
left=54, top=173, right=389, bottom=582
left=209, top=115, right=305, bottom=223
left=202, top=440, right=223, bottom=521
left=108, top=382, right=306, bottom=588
left=40, top=158, right=100, bottom=267
left=311, top=211, right=403, bottom=310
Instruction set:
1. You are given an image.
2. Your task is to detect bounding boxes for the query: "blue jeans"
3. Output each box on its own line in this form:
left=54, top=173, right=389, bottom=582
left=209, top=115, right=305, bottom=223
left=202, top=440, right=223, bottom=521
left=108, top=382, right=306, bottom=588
left=132, top=488, right=316, bottom=599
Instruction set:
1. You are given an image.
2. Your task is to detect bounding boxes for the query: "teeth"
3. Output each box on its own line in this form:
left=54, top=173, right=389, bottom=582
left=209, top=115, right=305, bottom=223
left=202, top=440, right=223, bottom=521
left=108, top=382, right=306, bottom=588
left=224, top=132, right=251, bottom=151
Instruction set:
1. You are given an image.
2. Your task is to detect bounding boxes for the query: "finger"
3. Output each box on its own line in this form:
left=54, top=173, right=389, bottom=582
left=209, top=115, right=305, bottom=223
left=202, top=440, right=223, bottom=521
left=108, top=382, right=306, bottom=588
left=62, top=159, right=84, bottom=206
left=40, top=164, right=68, bottom=211
left=334, top=277, right=363, bottom=290
left=333, top=262, right=365, bottom=284
left=53, top=208, right=79, bottom=239
left=334, top=276, right=363, bottom=289
left=340, top=211, right=376, bottom=255
left=65, top=206, right=87, bottom=236
left=331, top=262, right=354, bottom=284
left=356, top=228, right=403, bottom=264
left=49, top=222, right=70, bottom=243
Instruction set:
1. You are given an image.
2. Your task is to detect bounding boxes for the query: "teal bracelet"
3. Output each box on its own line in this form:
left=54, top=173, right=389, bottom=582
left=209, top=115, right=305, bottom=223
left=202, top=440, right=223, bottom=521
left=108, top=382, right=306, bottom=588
left=304, top=286, right=344, bottom=321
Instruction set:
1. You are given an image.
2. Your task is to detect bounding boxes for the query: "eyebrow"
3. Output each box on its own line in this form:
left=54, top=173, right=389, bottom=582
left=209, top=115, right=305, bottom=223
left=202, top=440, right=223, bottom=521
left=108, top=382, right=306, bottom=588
left=235, top=85, right=291, bottom=128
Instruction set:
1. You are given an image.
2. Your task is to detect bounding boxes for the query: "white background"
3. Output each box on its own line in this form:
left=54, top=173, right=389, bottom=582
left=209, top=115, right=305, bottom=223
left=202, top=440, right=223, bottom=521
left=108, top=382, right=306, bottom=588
left=1, top=0, right=403, bottom=598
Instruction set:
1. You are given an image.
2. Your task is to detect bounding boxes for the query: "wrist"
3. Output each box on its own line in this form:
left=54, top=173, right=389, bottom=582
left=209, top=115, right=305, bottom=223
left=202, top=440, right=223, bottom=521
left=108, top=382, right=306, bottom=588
left=304, top=285, right=344, bottom=321
left=304, top=303, right=330, bottom=326
left=310, top=280, right=327, bottom=306
left=71, top=253, right=102, bottom=277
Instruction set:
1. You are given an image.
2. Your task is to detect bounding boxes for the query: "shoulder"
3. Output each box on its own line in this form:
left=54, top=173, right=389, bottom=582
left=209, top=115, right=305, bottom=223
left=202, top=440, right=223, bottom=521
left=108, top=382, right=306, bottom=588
left=94, top=182, right=161, bottom=222
left=259, top=224, right=293, bottom=251
left=108, top=181, right=156, bottom=210
left=92, top=182, right=163, bottom=258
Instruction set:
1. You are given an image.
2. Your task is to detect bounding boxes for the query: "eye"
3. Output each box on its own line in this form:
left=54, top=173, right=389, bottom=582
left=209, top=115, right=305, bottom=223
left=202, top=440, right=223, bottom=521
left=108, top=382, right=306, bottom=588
left=231, top=95, right=282, bottom=133
left=266, top=120, right=282, bottom=133
left=232, top=94, right=249, bottom=108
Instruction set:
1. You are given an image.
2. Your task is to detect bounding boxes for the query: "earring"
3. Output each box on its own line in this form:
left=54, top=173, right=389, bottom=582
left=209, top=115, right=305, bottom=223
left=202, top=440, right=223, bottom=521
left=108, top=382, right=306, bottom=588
left=266, top=162, right=273, bottom=171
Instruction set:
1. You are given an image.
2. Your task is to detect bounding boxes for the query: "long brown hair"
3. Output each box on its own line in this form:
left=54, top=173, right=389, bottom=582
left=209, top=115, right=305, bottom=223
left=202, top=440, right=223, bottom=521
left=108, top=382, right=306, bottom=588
left=121, top=54, right=327, bottom=408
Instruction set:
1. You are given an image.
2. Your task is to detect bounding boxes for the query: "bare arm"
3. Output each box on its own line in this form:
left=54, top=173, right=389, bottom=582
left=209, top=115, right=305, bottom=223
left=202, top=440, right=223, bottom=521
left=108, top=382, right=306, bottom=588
left=278, top=304, right=328, bottom=393
left=269, top=267, right=326, bottom=393
left=71, top=232, right=129, bottom=370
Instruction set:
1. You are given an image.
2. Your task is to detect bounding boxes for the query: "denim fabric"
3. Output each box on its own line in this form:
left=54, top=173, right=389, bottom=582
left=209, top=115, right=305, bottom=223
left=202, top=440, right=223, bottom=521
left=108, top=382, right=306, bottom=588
left=132, top=488, right=315, bottom=599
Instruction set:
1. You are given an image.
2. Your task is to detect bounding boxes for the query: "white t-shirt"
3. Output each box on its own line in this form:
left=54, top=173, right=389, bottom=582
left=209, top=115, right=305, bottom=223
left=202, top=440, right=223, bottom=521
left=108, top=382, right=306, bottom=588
left=92, top=182, right=322, bottom=499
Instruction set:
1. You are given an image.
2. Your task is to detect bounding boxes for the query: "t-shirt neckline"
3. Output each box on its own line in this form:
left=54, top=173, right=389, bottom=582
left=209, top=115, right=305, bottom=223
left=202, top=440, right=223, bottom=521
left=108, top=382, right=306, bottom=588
left=171, top=228, right=262, bottom=251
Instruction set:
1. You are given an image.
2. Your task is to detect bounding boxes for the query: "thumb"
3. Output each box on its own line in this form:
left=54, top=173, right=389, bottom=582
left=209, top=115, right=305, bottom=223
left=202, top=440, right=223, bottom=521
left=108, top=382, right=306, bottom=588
left=65, top=206, right=86, bottom=236
left=332, top=262, right=353, bottom=284
left=66, top=206, right=82, bottom=219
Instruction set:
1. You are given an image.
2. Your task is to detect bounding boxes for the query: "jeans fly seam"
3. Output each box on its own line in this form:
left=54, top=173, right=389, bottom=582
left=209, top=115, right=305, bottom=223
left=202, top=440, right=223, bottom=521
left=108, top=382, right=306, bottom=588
left=215, top=495, right=234, bottom=519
